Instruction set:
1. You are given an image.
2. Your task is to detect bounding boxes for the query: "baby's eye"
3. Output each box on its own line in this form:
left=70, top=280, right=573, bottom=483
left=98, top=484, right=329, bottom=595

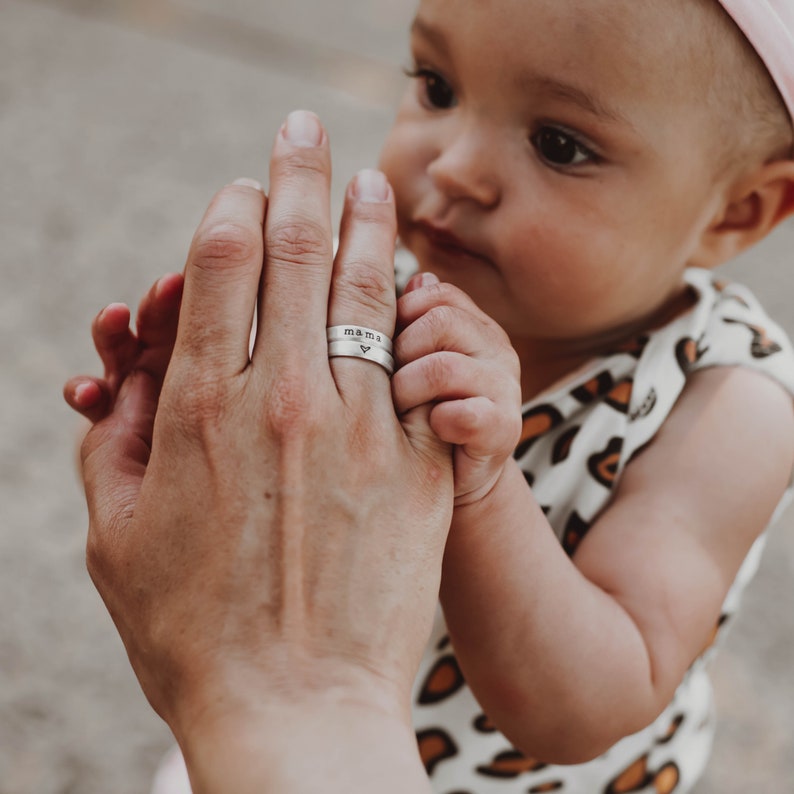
left=532, top=126, right=595, bottom=167
left=405, top=67, right=457, bottom=110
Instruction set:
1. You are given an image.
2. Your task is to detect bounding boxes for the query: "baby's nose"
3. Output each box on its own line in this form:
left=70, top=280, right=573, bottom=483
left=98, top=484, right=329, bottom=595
left=427, top=127, right=502, bottom=208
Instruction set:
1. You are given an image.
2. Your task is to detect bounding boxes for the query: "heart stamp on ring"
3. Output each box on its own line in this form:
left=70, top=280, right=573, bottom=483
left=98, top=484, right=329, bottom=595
left=327, top=336, right=395, bottom=377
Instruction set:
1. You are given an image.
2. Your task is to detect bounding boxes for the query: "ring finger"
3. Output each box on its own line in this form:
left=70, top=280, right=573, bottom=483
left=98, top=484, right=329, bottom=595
left=327, top=169, right=398, bottom=396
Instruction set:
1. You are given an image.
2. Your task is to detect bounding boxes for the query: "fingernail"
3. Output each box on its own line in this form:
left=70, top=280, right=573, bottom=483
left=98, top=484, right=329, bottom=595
left=355, top=169, right=390, bottom=203
left=74, top=382, right=96, bottom=406
left=283, top=110, right=323, bottom=147
left=98, top=302, right=124, bottom=321
left=155, top=273, right=181, bottom=300
left=417, top=272, right=440, bottom=287
left=232, top=177, right=263, bottom=191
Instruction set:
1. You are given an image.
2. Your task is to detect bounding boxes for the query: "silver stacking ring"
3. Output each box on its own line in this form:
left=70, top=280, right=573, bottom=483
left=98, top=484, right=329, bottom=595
left=327, top=325, right=395, bottom=376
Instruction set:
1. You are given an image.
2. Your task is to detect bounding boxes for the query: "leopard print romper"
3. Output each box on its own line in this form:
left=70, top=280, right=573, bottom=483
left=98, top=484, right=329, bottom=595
left=413, top=268, right=794, bottom=794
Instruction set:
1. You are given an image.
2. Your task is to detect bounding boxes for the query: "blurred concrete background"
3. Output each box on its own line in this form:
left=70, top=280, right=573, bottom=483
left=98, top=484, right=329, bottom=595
left=1, top=0, right=792, bottom=791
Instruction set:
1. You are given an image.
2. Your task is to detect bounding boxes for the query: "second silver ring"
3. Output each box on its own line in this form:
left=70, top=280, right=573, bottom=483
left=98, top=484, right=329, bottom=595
left=327, top=340, right=395, bottom=376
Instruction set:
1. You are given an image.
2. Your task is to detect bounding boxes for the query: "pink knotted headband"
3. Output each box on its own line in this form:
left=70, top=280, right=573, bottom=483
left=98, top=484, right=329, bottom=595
left=717, top=0, right=794, bottom=125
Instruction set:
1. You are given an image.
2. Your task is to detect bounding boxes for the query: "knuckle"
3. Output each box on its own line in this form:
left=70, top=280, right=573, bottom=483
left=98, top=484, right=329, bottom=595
left=261, top=369, right=316, bottom=438
left=164, top=373, right=231, bottom=437
left=509, top=410, right=523, bottom=444
left=267, top=216, right=329, bottom=265
left=85, top=513, right=128, bottom=585
left=501, top=343, right=522, bottom=380
left=425, top=350, right=458, bottom=388
left=427, top=280, right=468, bottom=307
left=423, top=304, right=458, bottom=341
left=192, top=221, right=261, bottom=271
left=279, top=148, right=328, bottom=180
left=84, top=528, right=104, bottom=580
left=336, top=259, right=394, bottom=315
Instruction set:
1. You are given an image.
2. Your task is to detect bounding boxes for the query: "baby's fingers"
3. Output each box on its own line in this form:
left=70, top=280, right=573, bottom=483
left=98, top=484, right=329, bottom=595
left=134, top=273, right=183, bottom=382
left=91, top=274, right=183, bottom=393
left=392, top=351, right=467, bottom=415
left=63, top=376, right=114, bottom=425
left=393, top=352, right=519, bottom=416
left=429, top=397, right=520, bottom=506
left=429, top=397, right=517, bottom=456
left=92, top=302, right=137, bottom=387
left=135, top=273, right=183, bottom=345
left=393, top=351, right=521, bottom=451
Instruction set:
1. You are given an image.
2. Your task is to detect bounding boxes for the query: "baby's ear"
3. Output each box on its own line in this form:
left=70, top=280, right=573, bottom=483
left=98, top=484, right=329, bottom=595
left=695, top=159, right=794, bottom=268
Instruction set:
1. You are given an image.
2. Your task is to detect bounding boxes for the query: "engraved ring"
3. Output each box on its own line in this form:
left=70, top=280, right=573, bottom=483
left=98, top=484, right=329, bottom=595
left=326, top=325, right=393, bottom=354
left=327, top=325, right=394, bottom=375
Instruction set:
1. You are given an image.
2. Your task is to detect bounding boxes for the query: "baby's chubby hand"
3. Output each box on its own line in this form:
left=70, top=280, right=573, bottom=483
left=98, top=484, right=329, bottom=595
left=393, top=273, right=522, bottom=506
left=63, top=272, right=183, bottom=425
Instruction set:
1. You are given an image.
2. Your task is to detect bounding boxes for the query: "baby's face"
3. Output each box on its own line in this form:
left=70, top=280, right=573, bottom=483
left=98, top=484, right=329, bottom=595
left=380, top=0, right=729, bottom=351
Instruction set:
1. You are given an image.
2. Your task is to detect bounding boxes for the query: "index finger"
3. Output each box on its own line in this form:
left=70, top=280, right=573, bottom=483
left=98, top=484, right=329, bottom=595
left=176, top=181, right=267, bottom=376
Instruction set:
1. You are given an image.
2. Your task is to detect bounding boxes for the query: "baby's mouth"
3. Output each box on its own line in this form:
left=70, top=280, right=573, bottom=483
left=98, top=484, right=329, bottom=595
left=415, top=221, right=492, bottom=265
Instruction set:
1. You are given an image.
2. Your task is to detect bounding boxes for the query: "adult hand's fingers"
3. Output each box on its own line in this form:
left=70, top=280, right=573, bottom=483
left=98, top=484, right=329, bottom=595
left=176, top=180, right=266, bottom=376
left=254, top=111, right=334, bottom=366
left=327, top=169, right=398, bottom=395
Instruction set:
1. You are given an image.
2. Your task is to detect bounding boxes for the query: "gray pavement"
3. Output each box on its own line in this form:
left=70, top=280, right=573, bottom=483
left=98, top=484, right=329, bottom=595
left=1, top=1, right=792, bottom=791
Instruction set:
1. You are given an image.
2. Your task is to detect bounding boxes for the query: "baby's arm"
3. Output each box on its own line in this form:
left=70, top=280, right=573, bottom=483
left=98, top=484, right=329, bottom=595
left=393, top=274, right=522, bottom=504
left=439, top=364, right=794, bottom=763
left=64, top=273, right=183, bottom=425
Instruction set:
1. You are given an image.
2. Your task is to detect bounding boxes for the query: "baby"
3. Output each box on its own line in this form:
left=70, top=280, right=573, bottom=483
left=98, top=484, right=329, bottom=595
left=67, top=1, right=794, bottom=792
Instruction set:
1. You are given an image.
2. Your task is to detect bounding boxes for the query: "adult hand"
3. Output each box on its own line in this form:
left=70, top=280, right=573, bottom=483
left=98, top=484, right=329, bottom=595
left=78, top=110, right=453, bottom=793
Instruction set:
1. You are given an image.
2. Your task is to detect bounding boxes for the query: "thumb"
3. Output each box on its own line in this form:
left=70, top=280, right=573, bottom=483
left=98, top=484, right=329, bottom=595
left=81, top=369, right=160, bottom=544
left=400, top=403, right=455, bottom=499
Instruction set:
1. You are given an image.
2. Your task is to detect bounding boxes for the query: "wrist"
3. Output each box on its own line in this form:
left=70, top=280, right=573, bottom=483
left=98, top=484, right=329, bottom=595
left=452, top=459, right=512, bottom=510
left=177, top=687, right=429, bottom=794
left=448, top=459, right=532, bottom=556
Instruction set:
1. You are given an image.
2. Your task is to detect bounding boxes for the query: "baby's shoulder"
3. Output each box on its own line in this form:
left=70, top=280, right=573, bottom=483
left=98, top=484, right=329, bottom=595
left=669, top=270, right=794, bottom=392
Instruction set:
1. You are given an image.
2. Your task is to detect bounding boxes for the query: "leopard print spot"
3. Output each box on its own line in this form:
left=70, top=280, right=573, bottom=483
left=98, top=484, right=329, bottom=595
left=608, top=334, right=650, bottom=358
left=654, top=762, right=680, bottom=793
left=675, top=337, right=708, bottom=372
left=562, top=511, right=591, bottom=556
left=605, top=379, right=633, bottom=413
left=605, top=754, right=650, bottom=792
left=515, top=405, right=565, bottom=458
left=552, top=426, right=580, bottom=464
left=529, top=782, right=564, bottom=792
left=723, top=318, right=782, bottom=358
left=656, top=715, right=684, bottom=745
left=698, top=613, right=730, bottom=656
left=473, top=714, right=497, bottom=733
left=476, top=749, right=547, bottom=779
left=587, top=437, right=623, bottom=488
left=417, top=728, right=458, bottom=775
left=418, top=655, right=465, bottom=705
left=629, top=388, right=657, bottom=422
left=572, top=371, right=615, bottom=403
